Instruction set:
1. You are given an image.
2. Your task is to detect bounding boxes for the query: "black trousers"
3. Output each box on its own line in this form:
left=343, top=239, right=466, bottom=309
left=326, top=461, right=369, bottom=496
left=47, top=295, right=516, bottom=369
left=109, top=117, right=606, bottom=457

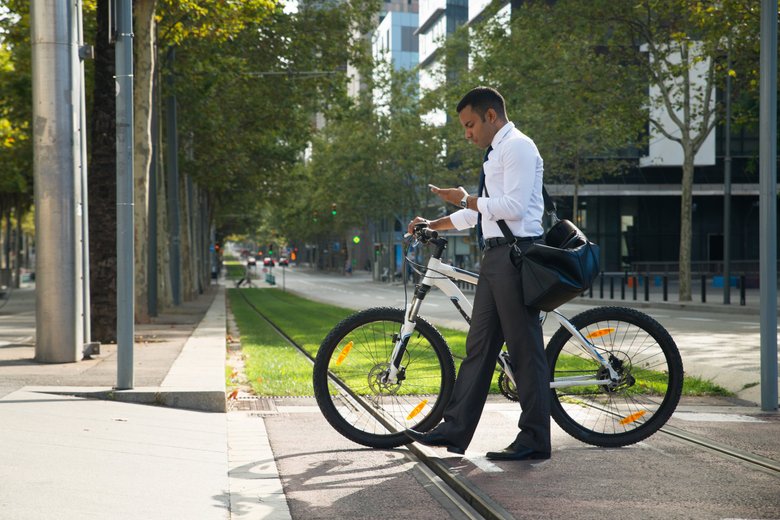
left=439, top=241, right=550, bottom=453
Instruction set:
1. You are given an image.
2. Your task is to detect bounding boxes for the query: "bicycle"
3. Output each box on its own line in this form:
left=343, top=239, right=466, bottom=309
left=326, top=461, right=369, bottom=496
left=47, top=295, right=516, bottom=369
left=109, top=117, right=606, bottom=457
left=313, top=226, right=683, bottom=450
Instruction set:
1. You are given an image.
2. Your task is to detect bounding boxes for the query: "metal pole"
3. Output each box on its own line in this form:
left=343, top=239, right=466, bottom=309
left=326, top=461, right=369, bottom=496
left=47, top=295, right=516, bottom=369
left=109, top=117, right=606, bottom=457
left=31, top=0, right=82, bottom=362
left=68, top=0, right=85, bottom=361
left=165, top=47, right=181, bottom=306
left=758, top=0, right=778, bottom=411
left=75, top=0, right=97, bottom=354
left=723, top=38, right=732, bottom=305
left=115, top=0, right=134, bottom=390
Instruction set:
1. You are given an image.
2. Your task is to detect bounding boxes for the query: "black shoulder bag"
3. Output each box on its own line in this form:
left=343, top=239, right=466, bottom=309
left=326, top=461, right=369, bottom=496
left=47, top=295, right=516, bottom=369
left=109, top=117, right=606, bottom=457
left=495, top=186, right=600, bottom=312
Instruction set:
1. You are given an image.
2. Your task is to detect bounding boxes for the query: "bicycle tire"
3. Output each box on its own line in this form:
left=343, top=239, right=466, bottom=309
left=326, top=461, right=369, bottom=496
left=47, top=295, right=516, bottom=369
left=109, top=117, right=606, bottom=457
left=313, top=307, right=456, bottom=449
left=546, top=306, right=683, bottom=448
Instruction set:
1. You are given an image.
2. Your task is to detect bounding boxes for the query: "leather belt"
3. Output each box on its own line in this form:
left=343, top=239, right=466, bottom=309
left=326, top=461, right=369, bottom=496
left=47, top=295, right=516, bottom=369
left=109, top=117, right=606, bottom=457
left=483, top=235, right=543, bottom=250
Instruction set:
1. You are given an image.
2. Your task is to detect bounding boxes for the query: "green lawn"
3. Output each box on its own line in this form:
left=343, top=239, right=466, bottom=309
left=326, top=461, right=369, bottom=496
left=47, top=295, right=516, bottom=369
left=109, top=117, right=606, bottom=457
left=227, top=288, right=730, bottom=398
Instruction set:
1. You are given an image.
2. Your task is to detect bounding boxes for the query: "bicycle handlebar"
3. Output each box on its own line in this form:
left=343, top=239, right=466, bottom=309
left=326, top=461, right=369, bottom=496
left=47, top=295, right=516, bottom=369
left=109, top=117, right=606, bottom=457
left=406, top=224, right=438, bottom=242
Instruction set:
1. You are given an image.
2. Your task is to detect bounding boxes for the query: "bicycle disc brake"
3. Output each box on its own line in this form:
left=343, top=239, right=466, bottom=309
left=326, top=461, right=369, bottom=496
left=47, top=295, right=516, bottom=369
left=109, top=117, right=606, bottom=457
left=367, top=363, right=404, bottom=398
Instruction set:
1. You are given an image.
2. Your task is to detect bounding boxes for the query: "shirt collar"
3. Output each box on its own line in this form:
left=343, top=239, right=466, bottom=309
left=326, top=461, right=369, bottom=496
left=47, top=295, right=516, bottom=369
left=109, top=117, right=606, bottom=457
left=491, top=121, right=515, bottom=150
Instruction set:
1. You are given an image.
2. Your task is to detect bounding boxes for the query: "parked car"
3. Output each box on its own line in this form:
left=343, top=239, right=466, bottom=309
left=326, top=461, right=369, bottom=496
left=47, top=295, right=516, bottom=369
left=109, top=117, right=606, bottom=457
left=278, top=258, right=289, bottom=267
left=263, top=257, right=275, bottom=267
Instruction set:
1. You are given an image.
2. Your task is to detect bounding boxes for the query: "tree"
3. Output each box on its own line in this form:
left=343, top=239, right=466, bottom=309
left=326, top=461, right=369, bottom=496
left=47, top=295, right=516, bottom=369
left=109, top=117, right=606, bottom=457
left=88, top=0, right=119, bottom=341
left=0, top=1, right=34, bottom=287
left=167, top=0, right=380, bottom=248
left=427, top=0, right=646, bottom=221
left=596, top=0, right=763, bottom=300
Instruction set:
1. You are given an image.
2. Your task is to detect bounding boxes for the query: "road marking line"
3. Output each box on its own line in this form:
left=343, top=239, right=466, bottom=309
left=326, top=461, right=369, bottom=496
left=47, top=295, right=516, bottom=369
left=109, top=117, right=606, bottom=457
left=673, top=412, right=766, bottom=423
left=463, top=453, right=503, bottom=473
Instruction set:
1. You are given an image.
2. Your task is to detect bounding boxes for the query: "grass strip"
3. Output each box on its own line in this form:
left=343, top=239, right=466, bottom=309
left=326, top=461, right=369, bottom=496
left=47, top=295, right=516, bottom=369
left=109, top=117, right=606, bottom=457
left=228, top=287, right=730, bottom=398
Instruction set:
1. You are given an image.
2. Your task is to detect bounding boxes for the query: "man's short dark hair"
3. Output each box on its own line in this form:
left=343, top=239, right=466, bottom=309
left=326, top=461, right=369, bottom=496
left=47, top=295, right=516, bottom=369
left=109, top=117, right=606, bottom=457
left=456, top=87, right=507, bottom=120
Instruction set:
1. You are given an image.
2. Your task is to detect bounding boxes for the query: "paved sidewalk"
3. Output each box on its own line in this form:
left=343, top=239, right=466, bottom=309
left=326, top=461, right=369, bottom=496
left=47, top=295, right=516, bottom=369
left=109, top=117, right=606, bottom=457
left=0, top=283, right=290, bottom=520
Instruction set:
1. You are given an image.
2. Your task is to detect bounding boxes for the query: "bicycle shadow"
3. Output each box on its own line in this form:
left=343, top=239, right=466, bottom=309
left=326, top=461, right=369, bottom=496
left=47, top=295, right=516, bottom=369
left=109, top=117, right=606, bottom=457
left=225, top=447, right=417, bottom=517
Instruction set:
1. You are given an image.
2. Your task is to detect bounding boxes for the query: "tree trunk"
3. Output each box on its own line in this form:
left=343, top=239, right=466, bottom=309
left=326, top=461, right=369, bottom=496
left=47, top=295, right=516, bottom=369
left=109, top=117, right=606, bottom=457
left=151, top=67, right=172, bottom=309
left=14, top=203, right=22, bottom=288
left=678, top=145, right=695, bottom=301
left=89, top=0, right=118, bottom=342
left=179, top=174, right=194, bottom=300
left=132, top=0, right=158, bottom=324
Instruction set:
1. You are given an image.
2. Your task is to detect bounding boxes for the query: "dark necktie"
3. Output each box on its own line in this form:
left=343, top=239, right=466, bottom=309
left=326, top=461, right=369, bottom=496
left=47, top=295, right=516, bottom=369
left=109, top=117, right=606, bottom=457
left=476, top=146, right=492, bottom=250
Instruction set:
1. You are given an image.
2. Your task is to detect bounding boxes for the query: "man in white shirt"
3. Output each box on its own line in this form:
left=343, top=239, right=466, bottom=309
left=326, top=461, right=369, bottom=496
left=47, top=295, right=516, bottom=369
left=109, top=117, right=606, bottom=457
left=405, top=87, right=551, bottom=461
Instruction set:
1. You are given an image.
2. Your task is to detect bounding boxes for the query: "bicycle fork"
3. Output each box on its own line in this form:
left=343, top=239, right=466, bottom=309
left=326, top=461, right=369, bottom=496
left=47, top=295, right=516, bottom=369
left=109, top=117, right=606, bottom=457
left=381, top=297, right=423, bottom=385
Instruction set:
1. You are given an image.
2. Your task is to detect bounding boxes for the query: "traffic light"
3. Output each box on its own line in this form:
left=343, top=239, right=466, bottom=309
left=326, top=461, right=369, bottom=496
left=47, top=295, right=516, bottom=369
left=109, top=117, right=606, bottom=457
left=353, top=235, right=360, bottom=244
left=268, top=244, right=274, bottom=255
left=331, top=203, right=337, bottom=216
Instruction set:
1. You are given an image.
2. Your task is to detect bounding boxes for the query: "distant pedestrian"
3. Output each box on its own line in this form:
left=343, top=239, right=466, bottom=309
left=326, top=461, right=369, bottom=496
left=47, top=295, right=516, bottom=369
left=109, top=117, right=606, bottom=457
left=235, top=260, right=253, bottom=288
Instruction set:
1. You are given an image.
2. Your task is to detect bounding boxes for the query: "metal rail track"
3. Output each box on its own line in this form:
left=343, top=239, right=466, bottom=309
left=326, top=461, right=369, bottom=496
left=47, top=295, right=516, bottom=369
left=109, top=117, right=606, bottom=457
left=236, top=290, right=513, bottom=519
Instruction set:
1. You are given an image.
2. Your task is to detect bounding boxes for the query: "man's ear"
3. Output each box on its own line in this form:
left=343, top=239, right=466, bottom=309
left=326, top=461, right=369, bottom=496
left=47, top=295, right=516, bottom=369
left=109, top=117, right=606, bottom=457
left=485, top=107, right=497, bottom=124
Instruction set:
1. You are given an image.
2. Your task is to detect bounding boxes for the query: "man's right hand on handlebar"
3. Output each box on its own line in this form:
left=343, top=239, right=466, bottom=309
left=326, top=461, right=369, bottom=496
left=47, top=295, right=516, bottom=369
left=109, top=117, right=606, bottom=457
left=407, top=216, right=430, bottom=235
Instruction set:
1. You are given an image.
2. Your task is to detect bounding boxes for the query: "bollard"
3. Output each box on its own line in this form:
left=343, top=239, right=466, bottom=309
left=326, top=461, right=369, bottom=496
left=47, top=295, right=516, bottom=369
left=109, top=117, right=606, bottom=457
left=589, top=282, right=593, bottom=298
left=663, top=275, right=668, bottom=301
left=621, top=276, right=626, bottom=300
left=632, top=276, right=638, bottom=301
left=644, top=275, right=650, bottom=302
left=701, top=274, right=706, bottom=303
left=599, top=273, right=604, bottom=299
left=610, top=276, right=614, bottom=299
left=740, top=275, right=746, bottom=305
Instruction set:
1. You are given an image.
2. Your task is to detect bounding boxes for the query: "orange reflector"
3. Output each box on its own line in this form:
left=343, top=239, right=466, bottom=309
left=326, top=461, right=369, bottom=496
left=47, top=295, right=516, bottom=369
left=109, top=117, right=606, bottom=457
left=585, top=328, right=615, bottom=339
left=619, top=410, right=647, bottom=425
left=335, top=341, right=353, bottom=366
left=406, top=399, right=429, bottom=420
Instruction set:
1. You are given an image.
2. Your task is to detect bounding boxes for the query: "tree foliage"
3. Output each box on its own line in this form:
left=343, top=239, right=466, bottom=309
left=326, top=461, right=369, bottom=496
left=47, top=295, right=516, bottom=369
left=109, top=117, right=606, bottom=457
left=0, top=2, right=33, bottom=213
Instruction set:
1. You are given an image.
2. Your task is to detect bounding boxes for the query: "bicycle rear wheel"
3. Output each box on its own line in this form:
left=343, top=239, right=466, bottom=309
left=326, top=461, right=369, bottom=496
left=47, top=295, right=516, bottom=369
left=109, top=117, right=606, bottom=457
left=546, top=307, right=683, bottom=448
left=313, top=307, right=455, bottom=449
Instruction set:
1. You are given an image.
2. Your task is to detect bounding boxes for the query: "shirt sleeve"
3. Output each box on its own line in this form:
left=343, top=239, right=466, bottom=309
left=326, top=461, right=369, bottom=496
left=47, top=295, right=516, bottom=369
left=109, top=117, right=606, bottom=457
left=448, top=208, right=478, bottom=230
left=477, top=139, right=537, bottom=222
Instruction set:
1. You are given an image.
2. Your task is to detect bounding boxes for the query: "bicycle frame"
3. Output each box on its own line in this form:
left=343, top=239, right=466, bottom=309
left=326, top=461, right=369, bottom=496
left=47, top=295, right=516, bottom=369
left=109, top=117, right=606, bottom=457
left=384, top=236, right=619, bottom=389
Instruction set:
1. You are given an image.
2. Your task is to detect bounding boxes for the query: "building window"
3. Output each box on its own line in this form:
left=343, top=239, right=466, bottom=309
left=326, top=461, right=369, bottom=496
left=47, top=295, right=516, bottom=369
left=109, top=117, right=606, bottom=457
left=401, top=26, right=418, bottom=52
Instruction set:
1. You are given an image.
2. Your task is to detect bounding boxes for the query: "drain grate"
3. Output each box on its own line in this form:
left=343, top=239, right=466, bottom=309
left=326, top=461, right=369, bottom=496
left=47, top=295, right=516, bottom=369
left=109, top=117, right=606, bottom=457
left=229, top=396, right=279, bottom=413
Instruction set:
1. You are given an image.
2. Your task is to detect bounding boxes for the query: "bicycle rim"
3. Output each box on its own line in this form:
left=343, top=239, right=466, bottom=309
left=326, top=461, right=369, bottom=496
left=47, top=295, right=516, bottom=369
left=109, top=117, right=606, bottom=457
left=547, top=307, right=683, bottom=447
left=313, top=308, right=454, bottom=449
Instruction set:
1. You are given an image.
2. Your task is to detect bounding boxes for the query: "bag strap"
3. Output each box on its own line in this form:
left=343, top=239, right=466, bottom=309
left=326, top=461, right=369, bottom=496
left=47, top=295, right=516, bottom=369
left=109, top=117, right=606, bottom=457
left=487, top=184, right=557, bottom=245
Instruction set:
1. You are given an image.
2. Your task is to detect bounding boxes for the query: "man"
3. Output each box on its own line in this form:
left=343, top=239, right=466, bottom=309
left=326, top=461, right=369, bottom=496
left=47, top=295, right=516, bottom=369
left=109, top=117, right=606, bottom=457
left=405, top=87, right=550, bottom=461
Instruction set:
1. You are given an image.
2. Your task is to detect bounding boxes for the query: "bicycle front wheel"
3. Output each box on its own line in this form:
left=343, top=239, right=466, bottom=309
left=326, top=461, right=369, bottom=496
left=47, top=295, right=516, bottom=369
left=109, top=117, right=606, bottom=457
left=313, top=307, right=455, bottom=449
left=546, top=307, right=683, bottom=448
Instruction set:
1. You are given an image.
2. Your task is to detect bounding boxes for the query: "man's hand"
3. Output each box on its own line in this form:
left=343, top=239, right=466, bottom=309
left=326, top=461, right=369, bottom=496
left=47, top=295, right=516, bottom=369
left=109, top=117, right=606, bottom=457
left=429, top=184, right=468, bottom=207
left=407, top=216, right=429, bottom=235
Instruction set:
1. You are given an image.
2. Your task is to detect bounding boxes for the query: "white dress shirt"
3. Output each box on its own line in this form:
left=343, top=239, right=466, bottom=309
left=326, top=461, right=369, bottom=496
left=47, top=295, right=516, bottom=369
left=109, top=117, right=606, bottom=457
left=449, top=122, right=545, bottom=239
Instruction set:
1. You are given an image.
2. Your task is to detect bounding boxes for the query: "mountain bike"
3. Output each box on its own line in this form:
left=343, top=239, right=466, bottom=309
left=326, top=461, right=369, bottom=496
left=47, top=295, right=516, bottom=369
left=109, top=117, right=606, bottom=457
left=312, top=226, right=683, bottom=450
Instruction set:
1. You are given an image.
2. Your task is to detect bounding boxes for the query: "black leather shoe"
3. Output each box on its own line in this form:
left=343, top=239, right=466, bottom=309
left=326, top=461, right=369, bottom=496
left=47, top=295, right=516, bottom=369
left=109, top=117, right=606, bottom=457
left=486, top=441, right=551, bottom=461
left=404, top=429, right=465, bottom=455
